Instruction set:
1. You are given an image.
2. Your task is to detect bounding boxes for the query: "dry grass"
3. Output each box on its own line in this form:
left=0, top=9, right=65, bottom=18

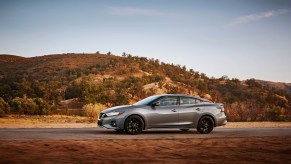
left=0, top=115, right=96, bottom=128
left=0, top=115, right=90, bottom=124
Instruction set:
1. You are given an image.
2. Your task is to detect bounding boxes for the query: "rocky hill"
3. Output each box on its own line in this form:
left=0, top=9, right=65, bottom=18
left=0, top=53, right=290, bottom=121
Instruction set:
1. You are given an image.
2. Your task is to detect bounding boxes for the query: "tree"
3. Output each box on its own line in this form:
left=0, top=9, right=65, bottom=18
left=0, top=97, right=10, bottom=114
left=17, top=78, right=34, bottom=98
left=0, top=84, right=13, bottom=101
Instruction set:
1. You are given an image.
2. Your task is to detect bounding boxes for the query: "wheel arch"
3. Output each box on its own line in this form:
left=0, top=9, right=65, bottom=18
left=124, top=114, right=146, bottom=130
left=197, top=114, right=216, bottom=127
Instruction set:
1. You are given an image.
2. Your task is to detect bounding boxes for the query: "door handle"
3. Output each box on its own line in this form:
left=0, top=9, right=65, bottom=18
left=196, top=108, right=200, bottom=111
left=172, top=109, right=177, bottom=112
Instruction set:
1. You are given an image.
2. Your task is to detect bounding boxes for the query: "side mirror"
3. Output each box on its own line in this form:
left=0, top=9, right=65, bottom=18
left=151, top=101, right=160, bottom=107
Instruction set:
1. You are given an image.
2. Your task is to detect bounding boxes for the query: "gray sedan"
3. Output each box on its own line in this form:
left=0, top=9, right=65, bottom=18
left=98, top=94, right=227, bottom=135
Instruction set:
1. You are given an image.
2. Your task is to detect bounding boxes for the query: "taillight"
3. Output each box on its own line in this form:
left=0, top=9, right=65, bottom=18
left=216, top=105, right=224, bottom=112
left=221, top=107, right=225, bottom=112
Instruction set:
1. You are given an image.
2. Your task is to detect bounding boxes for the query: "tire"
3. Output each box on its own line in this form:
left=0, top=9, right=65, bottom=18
left=180, top=129, right=190, bottom=131
left=197, top=116, right=214, bottom=134
left=125, top=115, right=144, bottom=135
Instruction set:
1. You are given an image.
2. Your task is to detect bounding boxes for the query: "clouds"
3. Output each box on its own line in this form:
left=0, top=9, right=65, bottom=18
left=231, top=9, right=290, bottom=25
left=108, top=7, right=174, bottom=17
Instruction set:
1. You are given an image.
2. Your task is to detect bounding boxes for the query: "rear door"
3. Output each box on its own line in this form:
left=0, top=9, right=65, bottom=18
left=178, top=96, right=202, bottom=126
left=147, top=96, right=179, bottom=128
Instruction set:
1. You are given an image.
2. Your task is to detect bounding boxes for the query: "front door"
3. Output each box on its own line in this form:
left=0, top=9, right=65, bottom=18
left=147, top=96, right=179, bottom=128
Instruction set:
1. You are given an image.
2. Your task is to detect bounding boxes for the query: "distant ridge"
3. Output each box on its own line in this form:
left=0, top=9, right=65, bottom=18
left=0, top=54, right=25, bottom=63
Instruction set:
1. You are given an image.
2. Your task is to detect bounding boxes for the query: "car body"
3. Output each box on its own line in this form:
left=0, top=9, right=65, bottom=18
left=98, top=94, right=227, bottom=134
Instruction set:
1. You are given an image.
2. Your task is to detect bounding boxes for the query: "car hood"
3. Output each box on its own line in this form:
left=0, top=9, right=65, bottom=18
left=101, top=105, right=135, bottom=113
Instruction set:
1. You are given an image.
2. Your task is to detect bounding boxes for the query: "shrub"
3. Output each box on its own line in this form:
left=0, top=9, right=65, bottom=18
left=266, top=107, right=282, bottom=121
left=0, top=97, right=10, bottom=114
left=34, top=98, right=52, bottom=115
left=22, top=98, right=38, bottom=115
left=9, top=97, right=23, bottom=113
left=0, top=109, right=5, bottom=118
left=9, top=97, right=53, bottom=115
left=83, top=103, right=106, bottom=122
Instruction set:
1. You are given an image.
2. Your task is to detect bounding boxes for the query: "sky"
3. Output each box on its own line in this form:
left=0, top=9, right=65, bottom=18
left=0, top=0, right=291, bottom=82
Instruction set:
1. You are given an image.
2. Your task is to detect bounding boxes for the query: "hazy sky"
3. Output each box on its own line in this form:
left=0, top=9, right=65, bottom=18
left=1, top=0, right=291, bottom=82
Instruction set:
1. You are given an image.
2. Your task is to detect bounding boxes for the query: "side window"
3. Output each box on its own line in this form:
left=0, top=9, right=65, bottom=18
left=157, top=97, right=178, bottom=106
left=180, top=97, right=196, bottom=105
left=180, top=97, right=202, bottom=105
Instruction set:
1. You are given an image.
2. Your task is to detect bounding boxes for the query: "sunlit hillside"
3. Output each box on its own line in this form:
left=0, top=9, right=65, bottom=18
left=0, top=53, right=290, bottom=121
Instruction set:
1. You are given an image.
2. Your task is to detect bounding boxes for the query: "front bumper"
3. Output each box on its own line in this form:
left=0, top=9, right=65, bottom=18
left=97, top=113, right=124, bottom=129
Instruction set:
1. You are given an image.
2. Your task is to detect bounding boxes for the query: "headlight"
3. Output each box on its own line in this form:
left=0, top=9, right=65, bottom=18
left=106, top=111, right=124, bottom=117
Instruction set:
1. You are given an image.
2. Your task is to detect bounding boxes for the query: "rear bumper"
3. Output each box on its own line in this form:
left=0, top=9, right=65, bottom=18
left=216, top=112, right=227, bottom=126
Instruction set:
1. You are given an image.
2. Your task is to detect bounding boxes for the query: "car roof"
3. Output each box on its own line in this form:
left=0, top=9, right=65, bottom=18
left=157, top=94, right=200, bottom=98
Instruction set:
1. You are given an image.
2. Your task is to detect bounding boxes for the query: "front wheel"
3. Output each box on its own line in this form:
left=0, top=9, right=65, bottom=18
left=197, top=116, right=214, bottom=134
left=125, top=115, right=144, bottom=135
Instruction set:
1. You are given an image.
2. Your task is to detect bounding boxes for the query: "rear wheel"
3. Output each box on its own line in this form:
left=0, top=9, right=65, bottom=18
left=180, top=129, right=190, bottom=131
left=197, top=116, right=214, bottom=134
left=125, top=115, right=144, bottom=135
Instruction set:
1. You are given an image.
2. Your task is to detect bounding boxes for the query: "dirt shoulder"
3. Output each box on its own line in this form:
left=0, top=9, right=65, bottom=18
left=1, top=137, right=290, bottom=163
left=220, top=121, right=291, bottom=128
left=1, top=115, right=291, bottom=128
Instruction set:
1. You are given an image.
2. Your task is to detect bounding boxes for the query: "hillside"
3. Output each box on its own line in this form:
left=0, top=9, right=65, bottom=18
left=256, top=80, right=291, bottom=95
left=0, top=53, right=290, bottom=121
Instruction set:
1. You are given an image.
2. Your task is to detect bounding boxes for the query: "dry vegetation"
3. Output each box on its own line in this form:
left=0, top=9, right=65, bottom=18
left=1, top=53, right=290, bottom=122
left=0, top=115, right=90, bottom=124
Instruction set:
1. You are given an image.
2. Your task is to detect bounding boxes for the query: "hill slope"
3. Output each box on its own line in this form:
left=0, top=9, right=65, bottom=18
left=256, top=80, right=291, bottom=95
left=0, top=53, right=290, bottom=121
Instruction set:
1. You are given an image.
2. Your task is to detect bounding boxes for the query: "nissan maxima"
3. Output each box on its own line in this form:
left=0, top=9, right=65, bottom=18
left=97, top=94, right=227, bottom=135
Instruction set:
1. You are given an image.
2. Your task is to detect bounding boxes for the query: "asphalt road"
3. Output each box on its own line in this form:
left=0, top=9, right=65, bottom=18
left=0, top=128, right=291, bottom=140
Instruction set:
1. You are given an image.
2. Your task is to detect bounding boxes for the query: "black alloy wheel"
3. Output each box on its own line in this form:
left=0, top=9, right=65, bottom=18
left=125, top=115, right=144, bottom=135
left=197, top=116, right=214, bottom=134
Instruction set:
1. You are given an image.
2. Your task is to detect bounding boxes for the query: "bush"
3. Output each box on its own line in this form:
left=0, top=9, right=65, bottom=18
left=83, top=103, right=106, bottom=122
left=0, top=109, right=5, bottom=118
left=9, top=97, right=54, bottom=115
left=266, top=107, right=282, bottom=121
left=0, top=97, right=10, bottom=114
left=34, top=98, right=52, bottom=115
left=9, top=97, right=23, bottom=113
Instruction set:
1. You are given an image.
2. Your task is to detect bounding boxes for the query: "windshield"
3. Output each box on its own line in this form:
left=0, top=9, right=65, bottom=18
left=133, top=95, right=161, bottom=106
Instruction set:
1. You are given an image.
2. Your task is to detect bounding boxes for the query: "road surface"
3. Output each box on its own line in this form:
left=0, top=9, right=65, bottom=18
left=0, top=127, right=290, bottom=140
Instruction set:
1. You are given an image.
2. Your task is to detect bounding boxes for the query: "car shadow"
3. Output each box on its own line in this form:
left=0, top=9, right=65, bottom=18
left=141, top=130, right=198, bottom=134
left=100, top=129, right=200, bottom=135
left=66, top=128, right=210, bottom=136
